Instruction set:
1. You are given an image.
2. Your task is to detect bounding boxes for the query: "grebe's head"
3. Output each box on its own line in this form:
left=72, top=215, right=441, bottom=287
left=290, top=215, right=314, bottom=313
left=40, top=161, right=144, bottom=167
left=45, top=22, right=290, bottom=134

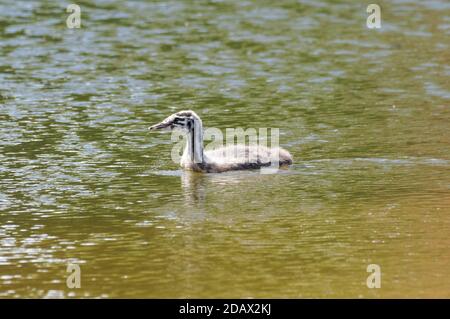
left=148, top=110, right=201, bottom=133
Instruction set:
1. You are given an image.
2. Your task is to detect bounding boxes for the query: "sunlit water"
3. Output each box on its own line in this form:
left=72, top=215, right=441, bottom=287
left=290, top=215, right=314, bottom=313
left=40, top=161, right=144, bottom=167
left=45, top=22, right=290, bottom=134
left=0, top=0, right=449, bottom=298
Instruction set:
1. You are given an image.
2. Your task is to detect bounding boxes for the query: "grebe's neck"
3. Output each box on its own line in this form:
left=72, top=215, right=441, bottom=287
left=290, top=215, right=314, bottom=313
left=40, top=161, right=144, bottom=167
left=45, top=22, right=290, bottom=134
left=182, top=119, right=204, bottom=164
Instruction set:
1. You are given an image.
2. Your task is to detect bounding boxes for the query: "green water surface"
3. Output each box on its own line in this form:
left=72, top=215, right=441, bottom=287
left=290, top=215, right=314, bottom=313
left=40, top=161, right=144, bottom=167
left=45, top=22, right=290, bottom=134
left=0, top=0, right=449, bottom=298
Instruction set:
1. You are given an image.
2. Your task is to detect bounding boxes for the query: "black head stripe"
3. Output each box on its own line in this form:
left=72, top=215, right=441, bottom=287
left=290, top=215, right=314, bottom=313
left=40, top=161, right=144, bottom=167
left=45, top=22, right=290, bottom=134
left=186, top=118, right=194, bottom=130
left=173, top=117, right=184, bottom=125
left=173, top=116, right=193, bottom=129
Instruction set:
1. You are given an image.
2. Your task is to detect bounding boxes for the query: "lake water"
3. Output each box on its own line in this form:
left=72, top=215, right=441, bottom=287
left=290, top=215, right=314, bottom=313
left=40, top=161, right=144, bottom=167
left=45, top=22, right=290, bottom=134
left=0, top=0, right=449, bottom=298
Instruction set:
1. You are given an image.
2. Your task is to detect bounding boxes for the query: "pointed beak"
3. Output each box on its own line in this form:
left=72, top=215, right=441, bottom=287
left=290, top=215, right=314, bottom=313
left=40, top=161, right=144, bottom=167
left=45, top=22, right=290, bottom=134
left=148, top=115, right=175, bottom=131
left=148, top=121, right=170, bottom=131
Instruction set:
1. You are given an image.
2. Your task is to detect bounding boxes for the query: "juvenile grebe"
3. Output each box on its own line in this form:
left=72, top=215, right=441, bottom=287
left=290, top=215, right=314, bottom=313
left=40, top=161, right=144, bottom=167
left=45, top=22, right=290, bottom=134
left=149, top=110, right=293, bottom=173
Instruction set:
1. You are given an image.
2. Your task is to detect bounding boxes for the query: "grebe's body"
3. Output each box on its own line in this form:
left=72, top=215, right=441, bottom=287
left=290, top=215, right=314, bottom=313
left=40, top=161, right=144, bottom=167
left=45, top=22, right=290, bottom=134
left=149, top=110, right=292, bottom=173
